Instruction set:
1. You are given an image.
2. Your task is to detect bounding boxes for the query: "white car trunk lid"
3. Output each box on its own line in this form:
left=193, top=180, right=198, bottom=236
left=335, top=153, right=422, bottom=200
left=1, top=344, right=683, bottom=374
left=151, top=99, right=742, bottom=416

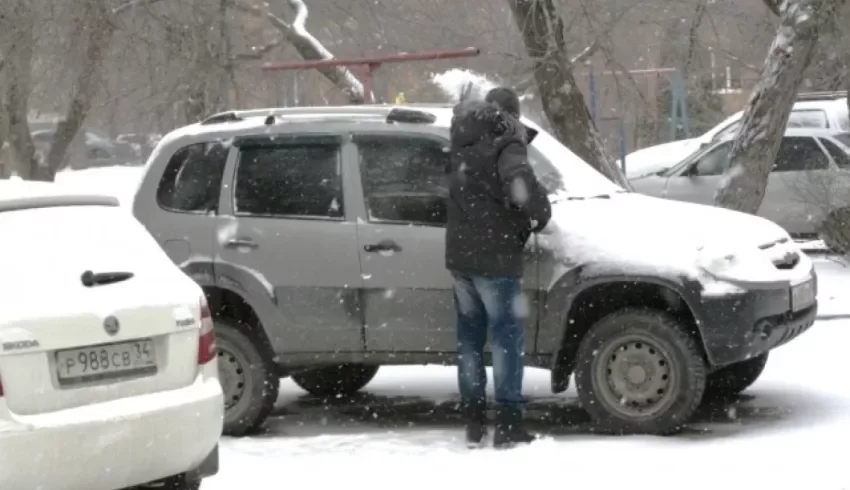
left=0, top=204, right=202, bottom=415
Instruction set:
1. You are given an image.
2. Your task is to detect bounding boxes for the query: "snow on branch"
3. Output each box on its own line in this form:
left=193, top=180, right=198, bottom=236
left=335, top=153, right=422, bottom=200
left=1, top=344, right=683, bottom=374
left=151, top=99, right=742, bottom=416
left=229, top=0, right=367, bottom=103
left=570, top=40, right=599, bottom=64
left=569, top=7, right=634, bottom=65
left=232, top=39, right=282, bottom=61
left=112, top=0, right=164, bottom=15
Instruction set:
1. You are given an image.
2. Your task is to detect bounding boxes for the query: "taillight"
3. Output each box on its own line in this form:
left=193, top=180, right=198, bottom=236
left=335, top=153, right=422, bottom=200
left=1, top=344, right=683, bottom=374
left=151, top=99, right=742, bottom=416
left=198, top=297, right=217, bottom=365
left=0, top=375, right=4, bottom=398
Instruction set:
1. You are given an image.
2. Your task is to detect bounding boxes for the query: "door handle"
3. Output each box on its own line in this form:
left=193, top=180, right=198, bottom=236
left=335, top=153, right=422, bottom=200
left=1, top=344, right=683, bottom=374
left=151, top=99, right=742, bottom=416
left=225, top=238, right=259, bottom=249
left=363, top=239, right=402, bottom=253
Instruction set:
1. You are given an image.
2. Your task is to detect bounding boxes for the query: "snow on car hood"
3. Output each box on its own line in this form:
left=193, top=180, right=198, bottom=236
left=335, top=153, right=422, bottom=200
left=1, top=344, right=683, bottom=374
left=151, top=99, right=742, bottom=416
left=622, top=139, right=704, bottom=179
left=537, top=192, right=801, bottom=288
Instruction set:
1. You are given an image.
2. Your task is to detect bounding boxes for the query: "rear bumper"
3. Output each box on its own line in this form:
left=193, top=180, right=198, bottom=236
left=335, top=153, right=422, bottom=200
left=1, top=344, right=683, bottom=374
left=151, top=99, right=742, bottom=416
left=697, top=282, right=818, bottom=368
left=0, top=374, right=223, bottom=490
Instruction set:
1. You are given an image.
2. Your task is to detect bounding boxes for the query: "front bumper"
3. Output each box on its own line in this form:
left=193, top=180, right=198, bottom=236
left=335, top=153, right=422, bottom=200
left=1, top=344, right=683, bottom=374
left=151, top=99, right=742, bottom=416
left=697, top=281, right=818, bottom=368
left=0, top=375, right=223, bottom=490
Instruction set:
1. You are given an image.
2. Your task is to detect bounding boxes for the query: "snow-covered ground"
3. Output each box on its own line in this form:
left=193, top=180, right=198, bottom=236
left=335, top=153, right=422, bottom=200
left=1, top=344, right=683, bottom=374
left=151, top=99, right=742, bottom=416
left=203, top=256, right=850, bottom=490
left=22, top=166, right=850, bottom=489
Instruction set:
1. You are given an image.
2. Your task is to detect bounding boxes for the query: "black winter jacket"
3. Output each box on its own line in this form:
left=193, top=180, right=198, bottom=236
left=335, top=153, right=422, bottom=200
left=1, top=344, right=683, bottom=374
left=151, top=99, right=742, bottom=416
left=445, top=101, right=552, bottom=277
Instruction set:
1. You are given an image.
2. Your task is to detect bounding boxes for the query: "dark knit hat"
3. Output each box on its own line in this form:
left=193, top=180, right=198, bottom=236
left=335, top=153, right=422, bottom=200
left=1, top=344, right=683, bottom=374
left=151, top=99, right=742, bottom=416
left=485, top=87, right=521, bottom=118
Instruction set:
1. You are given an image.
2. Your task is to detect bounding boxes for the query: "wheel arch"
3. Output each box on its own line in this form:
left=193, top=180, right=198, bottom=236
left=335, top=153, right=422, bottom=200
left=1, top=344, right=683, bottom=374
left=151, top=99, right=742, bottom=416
left=186, top=261, right=280, bottom=363
left=542, top=271, right=710, bottom=393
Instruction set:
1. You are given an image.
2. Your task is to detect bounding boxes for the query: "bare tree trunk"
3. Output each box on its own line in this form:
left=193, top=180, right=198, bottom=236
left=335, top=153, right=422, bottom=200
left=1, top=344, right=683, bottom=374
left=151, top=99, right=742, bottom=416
left=41, top=0, right=116, bottom=181
left=231, top=0, right=367, bottom=103
left=1, top=3, right=38, bottom=180
left=506, top=0, right=630, bottom=189
left=715, top=0, right=845, bottom=212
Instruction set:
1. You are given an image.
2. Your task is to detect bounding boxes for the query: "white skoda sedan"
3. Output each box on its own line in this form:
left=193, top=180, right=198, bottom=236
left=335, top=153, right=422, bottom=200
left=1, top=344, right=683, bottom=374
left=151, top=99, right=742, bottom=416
left=0, top=183, right=223, bottom=490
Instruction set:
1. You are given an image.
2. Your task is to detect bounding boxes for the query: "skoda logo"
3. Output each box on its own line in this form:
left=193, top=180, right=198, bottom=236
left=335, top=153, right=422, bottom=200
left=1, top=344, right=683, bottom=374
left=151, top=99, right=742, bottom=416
left=103, top=316, right=120, bottom=336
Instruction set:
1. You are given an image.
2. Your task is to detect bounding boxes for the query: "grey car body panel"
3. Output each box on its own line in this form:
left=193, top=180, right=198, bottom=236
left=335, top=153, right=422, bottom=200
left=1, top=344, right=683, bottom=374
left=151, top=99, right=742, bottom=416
left=134, top=108, right=816, bottom=381
left=346, top=127, right=540, bottom=353
left=214, top=131, right=365, bottom=354
left=535, top=258, right=704, bottom=356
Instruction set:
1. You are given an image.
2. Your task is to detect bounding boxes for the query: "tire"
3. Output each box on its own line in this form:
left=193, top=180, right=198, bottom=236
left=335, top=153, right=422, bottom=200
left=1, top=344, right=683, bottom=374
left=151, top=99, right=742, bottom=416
left=705, top=353, right=769, bottom=398
left=291, top=364, right=380, bottom=398
left=574, top=308, right=707, bottom=435
left=215, top=320, right=279, bottom=436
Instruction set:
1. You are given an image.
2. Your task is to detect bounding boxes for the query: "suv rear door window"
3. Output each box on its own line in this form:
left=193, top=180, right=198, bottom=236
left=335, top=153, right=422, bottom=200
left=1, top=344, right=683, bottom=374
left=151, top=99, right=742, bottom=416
left=774, top=137, right=830, bottom=172
left=356, top=135, right=449, bottom=226
left=234, top=137, right=344, bottom=219
left=820, top=137, right=850, bottom=168
left=156, top=141, right=228, bottom=213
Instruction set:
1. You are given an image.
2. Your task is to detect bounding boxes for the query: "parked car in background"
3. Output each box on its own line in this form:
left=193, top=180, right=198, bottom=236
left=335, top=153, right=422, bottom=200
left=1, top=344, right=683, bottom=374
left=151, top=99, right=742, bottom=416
left=134, top=105, right=817, bottom=438
left=0, top=183, right=222, bottom=490
left=624, top=91, right=849, bottom=179
left=631, top=128, right=850, bottom=237
left=30, top=124, right=140, bottom=171
left=117, top=132, right=163, bottom=163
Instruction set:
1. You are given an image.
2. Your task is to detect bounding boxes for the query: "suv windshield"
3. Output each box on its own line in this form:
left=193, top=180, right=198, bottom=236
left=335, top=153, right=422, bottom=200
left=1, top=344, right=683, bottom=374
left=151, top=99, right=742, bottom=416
left=522, top=119, right=623, bottom=198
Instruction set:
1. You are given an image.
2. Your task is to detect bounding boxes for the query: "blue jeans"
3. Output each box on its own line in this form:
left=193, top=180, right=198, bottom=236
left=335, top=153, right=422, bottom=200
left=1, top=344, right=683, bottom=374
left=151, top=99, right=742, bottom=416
left=453, top=273, right=526, bottom=408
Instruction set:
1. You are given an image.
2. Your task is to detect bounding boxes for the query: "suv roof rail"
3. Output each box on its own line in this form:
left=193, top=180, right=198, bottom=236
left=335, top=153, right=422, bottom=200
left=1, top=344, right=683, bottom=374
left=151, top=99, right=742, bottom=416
left=201, top=105, right=442, bottom=126
left=796, top=90, right=848, bottom=101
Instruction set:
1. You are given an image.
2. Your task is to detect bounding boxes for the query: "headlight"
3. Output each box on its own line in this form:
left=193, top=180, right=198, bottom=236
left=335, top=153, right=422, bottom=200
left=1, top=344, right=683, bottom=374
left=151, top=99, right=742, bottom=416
left=696, top=239, right=810, bottom=285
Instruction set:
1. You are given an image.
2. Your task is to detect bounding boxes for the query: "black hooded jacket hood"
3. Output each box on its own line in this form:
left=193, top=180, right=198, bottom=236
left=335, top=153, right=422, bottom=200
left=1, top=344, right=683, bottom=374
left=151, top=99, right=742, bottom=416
left=444, top=100, right=552, bottom=277
left=449, top=100, right=538, bottom=150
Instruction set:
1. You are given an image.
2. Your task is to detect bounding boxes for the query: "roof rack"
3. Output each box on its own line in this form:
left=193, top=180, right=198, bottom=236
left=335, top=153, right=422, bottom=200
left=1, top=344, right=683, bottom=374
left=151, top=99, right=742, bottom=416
left=201, top=105, right=441, bottom=126
left=796, top=90, right=848, bottom=101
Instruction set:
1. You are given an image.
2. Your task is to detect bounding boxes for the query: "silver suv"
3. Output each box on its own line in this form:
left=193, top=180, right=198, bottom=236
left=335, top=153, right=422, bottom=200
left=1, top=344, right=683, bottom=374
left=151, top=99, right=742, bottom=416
left=133, top=105, right=818, bottom=437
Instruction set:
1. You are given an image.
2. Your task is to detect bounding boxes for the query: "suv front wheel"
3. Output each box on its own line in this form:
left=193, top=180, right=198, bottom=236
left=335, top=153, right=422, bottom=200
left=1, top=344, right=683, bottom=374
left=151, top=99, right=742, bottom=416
left=574, top=308, right=707, bottom=435
left=291, top=364, right=380, bottom=398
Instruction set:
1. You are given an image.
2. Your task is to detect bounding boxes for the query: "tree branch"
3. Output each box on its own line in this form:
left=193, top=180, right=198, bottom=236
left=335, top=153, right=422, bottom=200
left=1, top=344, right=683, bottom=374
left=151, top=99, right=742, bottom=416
left=232, top=39, right=281, bottom=60
left=569, top=5, right=634, bottom=65
left=683, top=0, right=709, bottom=75
left=228, top=0, right=366, bottom=103
left=570, top=39, right=600, bottom=64
left=112, top=0, right=164, bottom=15
left=716, top=48, right=762, bottom=73
left=762, top=0, right=782, bottom=16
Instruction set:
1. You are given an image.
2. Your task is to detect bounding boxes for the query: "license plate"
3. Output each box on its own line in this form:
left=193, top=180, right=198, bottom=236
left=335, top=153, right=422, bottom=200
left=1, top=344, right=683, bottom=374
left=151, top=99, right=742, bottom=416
left=791, top=279, right=816, bottom=312
left=55, top=339, right=156, bottom=385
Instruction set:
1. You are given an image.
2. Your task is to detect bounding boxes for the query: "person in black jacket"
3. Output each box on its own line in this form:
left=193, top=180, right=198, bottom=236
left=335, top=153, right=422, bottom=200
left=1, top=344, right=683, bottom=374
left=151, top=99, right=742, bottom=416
left=446, top=87, right=552, bottom=448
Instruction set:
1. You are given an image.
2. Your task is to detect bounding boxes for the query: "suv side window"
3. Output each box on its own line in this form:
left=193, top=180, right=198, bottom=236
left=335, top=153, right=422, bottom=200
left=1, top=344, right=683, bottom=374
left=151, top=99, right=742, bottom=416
left=774, top=137, right=830, bottom=172
left=157, top=141, right=228, bottom=213
left=691, top=142, right=732, bottom=176
left=820, top=137, right=850, bottom=168
left=234, top=137, right=343, bottom=219
left=356, top=135, right=449, bottom=226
